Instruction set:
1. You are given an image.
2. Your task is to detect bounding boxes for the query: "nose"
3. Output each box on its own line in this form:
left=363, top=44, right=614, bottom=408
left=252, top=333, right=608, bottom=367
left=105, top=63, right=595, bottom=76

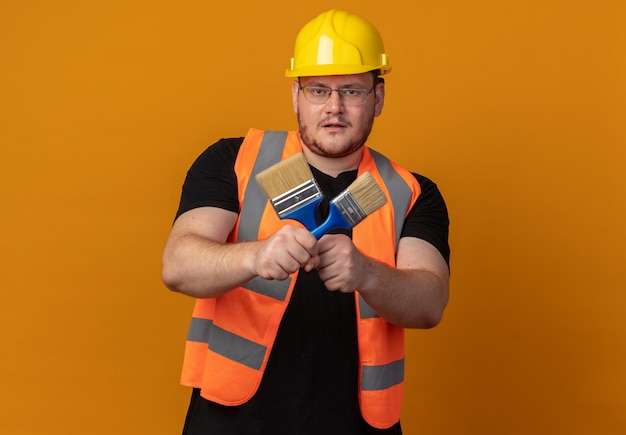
left=324, top=89, right=345, bottom=113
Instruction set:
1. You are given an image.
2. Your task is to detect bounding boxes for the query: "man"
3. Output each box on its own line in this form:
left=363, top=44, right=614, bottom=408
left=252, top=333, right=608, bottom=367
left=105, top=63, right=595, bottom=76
left=162, top=9, right=450, bottom=435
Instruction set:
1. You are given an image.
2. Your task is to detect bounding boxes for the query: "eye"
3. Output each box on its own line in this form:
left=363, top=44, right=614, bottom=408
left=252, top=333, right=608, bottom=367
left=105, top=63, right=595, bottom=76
left=342, top=89, right=361, bottom=96
left=309, top=87, right=330, bottom=96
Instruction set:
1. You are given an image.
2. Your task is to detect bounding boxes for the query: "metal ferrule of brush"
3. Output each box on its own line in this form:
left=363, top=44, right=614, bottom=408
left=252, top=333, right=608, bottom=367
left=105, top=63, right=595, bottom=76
left=271, top=180, right=323, bottom=218
left=331, top=190, right=367, bottom=227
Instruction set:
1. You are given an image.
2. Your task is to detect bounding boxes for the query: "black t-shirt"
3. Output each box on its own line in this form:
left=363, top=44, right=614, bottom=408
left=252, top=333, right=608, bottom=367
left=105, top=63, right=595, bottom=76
left=176, top=138, right=450, bottom=435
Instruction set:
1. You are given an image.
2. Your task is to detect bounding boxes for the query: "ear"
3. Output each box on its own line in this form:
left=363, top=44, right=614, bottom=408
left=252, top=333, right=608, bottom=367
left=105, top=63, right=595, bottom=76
left=374, top=81, right=385, bottom=117
left=291, top=80, right=300, bottom=113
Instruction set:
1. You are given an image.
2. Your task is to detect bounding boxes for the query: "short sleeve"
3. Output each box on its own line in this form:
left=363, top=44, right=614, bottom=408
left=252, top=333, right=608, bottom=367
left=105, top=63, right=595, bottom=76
left=400, top=174, right=450, bottom=266
left=174, top=138, right=244, bottom=220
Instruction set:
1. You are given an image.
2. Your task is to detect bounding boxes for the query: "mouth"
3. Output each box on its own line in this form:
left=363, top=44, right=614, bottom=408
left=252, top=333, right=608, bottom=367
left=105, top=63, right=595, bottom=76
left=320, top=119, right=349, bottom=130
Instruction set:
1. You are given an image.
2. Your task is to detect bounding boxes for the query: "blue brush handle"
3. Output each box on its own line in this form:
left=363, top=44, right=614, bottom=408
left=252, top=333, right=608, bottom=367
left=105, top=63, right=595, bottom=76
left=311, top=202, right=350, bottom=240
left=280, top=196, right=323, bottom=231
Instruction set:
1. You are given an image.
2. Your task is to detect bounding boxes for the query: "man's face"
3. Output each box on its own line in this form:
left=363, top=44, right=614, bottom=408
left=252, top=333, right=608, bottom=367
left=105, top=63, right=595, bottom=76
left=291, top=73, right=385, bottom=159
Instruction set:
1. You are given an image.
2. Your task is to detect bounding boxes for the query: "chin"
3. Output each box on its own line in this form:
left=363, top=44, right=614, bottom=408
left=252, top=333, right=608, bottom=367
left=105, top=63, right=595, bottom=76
left=314, top=143, right=363, bottom=159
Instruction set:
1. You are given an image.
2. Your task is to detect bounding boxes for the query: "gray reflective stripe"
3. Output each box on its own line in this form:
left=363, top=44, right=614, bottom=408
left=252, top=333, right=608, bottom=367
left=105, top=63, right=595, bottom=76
left=370, top=150, right=413, bottom=247
left=358, top=150, right=414, bottom=320
left=209, top=325, right=267, bottom=370
left=238, top=131, right=288, bottom=242
left=362, top=358, right=405, bottom=391
left=238, top=131, right=291, bottom=300
left=187, top=316, right=266, bottom=370
left=243, top=275, right=291, bottom=301
left=358, top=294, right=379, bottom=319
left=186, top=316, right=270, bottom=370
left=187, top=317, right=213, bottom=343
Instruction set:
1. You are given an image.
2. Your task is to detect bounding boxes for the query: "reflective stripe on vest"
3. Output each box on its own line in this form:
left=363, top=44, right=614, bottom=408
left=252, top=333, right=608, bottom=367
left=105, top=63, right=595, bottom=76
left=362, top=358, right=405, bottom=391
left=187, top=317, right=266, bottom=370
left=238, top=131, right=287, bottom=243
left=239, top=131, right=292, bottom=301
left=370, top=149, right=413, bottom=248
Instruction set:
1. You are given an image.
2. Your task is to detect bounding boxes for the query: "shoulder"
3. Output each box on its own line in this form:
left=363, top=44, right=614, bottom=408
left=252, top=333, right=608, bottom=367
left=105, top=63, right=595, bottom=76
left=190, top=137, right=244, bottom=170
left=412, top=173, right=446, bottom=205
left=175, top=137, right=245, bottom=219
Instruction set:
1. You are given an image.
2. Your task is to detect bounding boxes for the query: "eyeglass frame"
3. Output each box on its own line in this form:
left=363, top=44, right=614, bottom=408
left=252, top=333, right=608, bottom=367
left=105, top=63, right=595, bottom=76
left=297, top=81, right=378, bottom=106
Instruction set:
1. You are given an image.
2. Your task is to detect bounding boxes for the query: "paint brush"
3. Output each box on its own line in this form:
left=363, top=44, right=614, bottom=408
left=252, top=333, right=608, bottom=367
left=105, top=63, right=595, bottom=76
left=255, top=153, right=323, bottom=230
left=311, top=172, right=387, bottom=239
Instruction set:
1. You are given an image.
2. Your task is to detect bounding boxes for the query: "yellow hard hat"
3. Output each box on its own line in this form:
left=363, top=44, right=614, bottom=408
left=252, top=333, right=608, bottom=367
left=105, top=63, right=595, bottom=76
left=286, top=9, right=391, bottom=77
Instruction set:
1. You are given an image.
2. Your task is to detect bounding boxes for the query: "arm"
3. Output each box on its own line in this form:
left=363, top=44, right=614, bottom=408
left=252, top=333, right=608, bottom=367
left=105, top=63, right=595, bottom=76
left=316, top=235, right=449, bottom=328
left=162, top=207, right=320, bottom=298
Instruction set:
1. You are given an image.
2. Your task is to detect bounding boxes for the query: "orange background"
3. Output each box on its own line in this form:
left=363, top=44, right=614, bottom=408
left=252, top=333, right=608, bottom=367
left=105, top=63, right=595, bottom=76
left=1, top=1, right=624, bottom=434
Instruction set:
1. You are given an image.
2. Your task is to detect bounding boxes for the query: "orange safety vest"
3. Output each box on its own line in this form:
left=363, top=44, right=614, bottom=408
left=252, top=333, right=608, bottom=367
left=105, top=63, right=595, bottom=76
left=181, top=128, right=421, bottom=429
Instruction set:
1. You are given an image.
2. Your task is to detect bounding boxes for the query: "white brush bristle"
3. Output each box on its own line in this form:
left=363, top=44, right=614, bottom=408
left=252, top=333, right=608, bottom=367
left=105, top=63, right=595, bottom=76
left=255, top=154, right=315, bottom=199
left=346, top=172, right=387, bottom=215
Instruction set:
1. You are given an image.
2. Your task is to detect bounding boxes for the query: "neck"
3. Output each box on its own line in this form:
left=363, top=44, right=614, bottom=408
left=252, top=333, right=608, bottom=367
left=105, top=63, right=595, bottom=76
left=299, top=141, right=363, bottom=178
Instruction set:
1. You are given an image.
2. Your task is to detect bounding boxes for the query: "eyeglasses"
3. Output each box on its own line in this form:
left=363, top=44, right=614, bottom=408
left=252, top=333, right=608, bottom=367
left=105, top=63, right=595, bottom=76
left=299, top=85, right=374, bottom=106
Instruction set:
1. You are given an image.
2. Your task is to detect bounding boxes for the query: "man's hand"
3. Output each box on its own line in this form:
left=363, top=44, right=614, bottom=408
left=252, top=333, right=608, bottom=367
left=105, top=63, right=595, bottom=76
left=316, top=234, right=365, bottom=293
left=254, top=225, right=320, bottom=281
